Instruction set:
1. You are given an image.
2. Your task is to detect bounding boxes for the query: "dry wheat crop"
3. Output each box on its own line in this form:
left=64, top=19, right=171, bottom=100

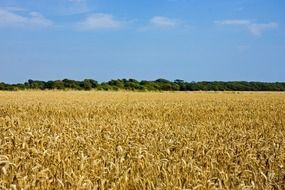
left=0, top=91, right=285, bottom=190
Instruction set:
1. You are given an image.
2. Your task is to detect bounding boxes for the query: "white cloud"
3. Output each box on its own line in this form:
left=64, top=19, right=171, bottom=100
left=77, top=13, right=125, bottom=31
left=150, top=16, right=179, bottom=28
left=248, top=23, right=278, bottom=36
left=237, top=45, right=250, bottom=51
left=68, top=0, right=86, bottom=3
left=215, top=19, right=251, bottom=26
left=215, top=19, right=278, bottom=36
left=0, top=7, right=52, bottom=28
left=139, top=16, right=185, bottom=31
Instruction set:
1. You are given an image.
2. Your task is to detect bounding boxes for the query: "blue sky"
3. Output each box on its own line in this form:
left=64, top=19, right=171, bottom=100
left=0, top=0, right=285, bottom=83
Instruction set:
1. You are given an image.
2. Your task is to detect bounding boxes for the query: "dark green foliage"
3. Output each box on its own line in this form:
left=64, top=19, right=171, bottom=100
left=82, top=79, right=97, bottom=90
left=0, top=79, right=285, bottom=91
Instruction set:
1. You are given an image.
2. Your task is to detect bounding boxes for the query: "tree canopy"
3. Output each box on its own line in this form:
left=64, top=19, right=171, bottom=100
left=0, top=79, right=285, bottom=91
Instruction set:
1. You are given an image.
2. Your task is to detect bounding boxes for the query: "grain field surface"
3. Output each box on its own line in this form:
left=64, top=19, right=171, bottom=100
left=0, top=91, right=285, bottom=190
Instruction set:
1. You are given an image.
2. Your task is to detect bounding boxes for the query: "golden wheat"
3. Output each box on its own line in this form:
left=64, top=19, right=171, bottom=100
left=0, top=91, right=285, bottom=190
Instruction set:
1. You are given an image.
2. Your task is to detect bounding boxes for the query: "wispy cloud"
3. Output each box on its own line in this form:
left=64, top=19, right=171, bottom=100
left=248, top=23, right=278, bottom=36
left=139, top=16, right=186, bottom=31
left=215, top=19, right=278, bottom=36
left=77, top=13, right=126, bottom=31
left=150, top=16, right=180, bottom=28
left=68, top=0, right=85, bottom=2
left=237, top=45, right=250, bottom=51
left=0, top=7, right=52, bottom=28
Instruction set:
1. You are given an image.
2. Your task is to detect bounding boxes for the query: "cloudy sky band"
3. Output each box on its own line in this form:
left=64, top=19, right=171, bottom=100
left=0, top=7, right=279, bottom=36
left=1, top=0, right=284, bottom=83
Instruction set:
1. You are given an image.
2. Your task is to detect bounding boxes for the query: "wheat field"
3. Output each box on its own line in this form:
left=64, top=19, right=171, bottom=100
left=0, top=91, right=285, bottom=190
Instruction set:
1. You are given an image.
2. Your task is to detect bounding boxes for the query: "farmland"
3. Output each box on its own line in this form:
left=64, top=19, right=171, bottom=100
left=0, top=91, right=285, bottom=189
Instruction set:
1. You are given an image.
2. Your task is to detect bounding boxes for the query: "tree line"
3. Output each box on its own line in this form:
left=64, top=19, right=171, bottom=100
left=0, top=79, right=285, bottom=91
